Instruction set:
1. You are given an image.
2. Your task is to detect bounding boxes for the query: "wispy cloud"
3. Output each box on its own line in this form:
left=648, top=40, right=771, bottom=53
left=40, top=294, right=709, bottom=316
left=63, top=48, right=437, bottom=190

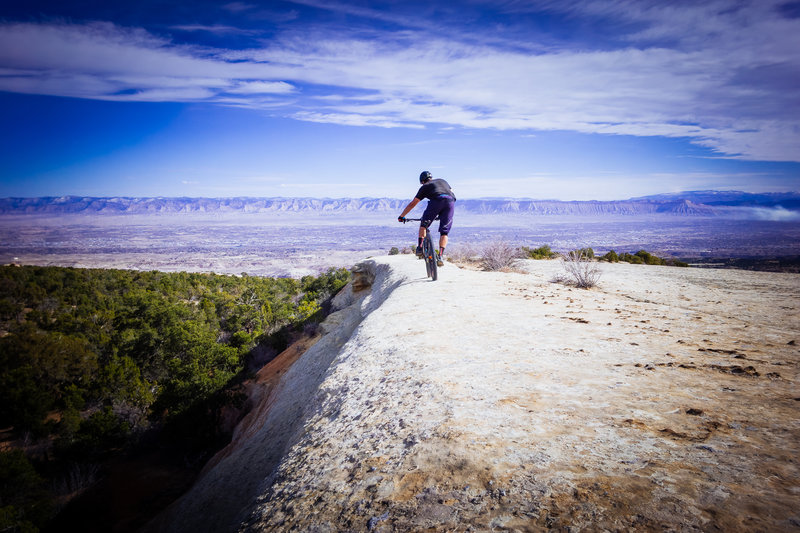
left=0, top=22, right=291, bottom=101
left=228, top=81, right=295, bottom=94
left=0, top=0, right=797, bottom=163
left=293, top=110, right=426, bottom=129
left=748, top=206, right=800, bottom=221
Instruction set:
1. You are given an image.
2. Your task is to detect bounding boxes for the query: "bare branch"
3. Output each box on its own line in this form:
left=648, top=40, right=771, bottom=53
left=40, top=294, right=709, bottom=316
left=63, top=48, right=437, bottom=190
left=555, top=249, right=602, bottom=288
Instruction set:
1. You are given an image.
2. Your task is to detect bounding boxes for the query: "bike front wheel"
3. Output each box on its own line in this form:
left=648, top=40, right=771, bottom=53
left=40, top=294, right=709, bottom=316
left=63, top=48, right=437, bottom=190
left=423, top=231, right=438, bottom=281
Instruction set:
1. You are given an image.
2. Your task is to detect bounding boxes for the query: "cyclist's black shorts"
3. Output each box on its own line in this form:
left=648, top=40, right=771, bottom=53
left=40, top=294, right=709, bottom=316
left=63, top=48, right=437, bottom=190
left=421, top=196, right=455, bottom=235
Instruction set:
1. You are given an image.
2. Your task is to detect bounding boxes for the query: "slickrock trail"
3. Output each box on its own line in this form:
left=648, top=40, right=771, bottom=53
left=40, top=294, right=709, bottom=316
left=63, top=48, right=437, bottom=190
left=151, top=256, right=800, bottom=532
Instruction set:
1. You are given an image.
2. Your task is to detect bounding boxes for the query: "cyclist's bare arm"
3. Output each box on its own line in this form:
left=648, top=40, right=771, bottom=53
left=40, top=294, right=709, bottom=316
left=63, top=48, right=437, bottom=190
left=398, top=198, right=421, bottom=220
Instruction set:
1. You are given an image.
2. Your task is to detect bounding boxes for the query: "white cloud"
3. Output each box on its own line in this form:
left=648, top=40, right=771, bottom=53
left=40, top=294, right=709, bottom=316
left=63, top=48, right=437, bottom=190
left=0, top=0, right=798, bottom=162
left=228, top=81, right=295, bottom=94
left=293, top=111, right=425, bottom=129
left=107, top=87, right=218, bottom=102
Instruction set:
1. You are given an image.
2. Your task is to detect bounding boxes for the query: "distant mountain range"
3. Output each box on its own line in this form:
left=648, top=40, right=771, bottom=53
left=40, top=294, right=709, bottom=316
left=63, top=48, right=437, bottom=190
left=1, top=191, right=799, bottom=218
left=631, top=191, right=800, bottom=209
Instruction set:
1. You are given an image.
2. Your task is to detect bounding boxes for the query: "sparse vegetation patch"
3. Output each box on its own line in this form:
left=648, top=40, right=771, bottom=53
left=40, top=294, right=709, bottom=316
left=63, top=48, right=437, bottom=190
left=445, top=243, right=481, bottom=265
left=521, top=245, right=558, bottom=259
left=446, top=243, right=689, bottom=274
left=600, top=249, right=688, bottom=267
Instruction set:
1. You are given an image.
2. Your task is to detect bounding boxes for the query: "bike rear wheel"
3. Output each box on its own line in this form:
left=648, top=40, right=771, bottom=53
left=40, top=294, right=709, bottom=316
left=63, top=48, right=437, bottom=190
left=423, top=230, right=438, bottom=281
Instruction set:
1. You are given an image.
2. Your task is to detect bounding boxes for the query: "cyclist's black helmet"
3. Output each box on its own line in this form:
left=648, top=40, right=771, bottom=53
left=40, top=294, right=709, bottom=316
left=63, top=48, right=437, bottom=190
left=419, top=171, right=432, bottom=183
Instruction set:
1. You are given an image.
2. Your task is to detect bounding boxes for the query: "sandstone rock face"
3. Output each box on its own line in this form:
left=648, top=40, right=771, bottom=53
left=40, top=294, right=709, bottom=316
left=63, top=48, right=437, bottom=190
left=153, top=256, right=800, bottom=532
left=145, top=260, right=401, bottom=533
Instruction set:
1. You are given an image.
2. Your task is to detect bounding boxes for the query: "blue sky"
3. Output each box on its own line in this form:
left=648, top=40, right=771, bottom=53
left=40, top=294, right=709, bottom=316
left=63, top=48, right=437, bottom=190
left=1, top=0, right=799, bottom=200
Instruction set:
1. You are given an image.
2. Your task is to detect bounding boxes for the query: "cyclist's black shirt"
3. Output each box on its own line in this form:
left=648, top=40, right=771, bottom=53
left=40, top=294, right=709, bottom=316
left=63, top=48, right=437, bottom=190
left=415, top=179, right=456, bottom=201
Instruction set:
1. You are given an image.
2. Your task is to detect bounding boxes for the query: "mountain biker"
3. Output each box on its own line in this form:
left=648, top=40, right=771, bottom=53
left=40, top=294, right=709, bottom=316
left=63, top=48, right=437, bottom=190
left=398, top=171, right=456, bottom=266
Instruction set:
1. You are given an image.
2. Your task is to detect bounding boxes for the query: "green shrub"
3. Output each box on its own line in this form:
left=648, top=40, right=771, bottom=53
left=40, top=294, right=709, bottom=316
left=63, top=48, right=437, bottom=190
left=229, top=330, right=252, bottom=349
left=600, top=250, right=619, bottom=262
left=521, top=245, right=557, bottom=259
left=665, top=258, right=689, bottom=267
left=612, top=250, right=687, bottom=267
left=388, top=247, right=400, bottom=255
left=619, top=253, right=644, bottom=264
left=296, top=299, right=322, bottom=321
left=300, top=267, right=350, bottom=302
left=635, top=250, right=665, bottom=265
left=71, top=406, right=132, bottom=456
left=0, top=450, right=53, bottom=531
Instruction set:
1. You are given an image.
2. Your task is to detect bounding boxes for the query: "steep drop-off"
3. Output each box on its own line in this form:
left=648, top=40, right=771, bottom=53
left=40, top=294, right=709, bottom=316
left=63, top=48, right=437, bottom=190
left=145, top=261, right=400, bottom=532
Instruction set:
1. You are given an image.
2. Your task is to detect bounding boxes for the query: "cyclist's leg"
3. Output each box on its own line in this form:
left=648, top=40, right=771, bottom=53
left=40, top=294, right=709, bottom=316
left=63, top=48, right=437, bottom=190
left=419, top=200, right=440, bottom=255
left=415, top=225, right=427, bottom=257
left=420, top=198, right=441, bottom=230
left=437, top=198, right=455, bottom=257
left=434, top=234, right=447, bottom=266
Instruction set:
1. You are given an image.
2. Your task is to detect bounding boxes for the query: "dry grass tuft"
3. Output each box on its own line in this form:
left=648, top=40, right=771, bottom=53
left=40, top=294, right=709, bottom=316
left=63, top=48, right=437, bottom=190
left=552, top=249, right=602, bottom=288
left=480, top=241, right=525, bottom=272
left=446, top=243, right=481, bottom=266
left=448, top=242, right=528, bottom=272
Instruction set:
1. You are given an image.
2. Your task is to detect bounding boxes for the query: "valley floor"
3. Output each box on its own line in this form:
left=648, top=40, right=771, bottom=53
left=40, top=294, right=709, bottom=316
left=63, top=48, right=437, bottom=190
left=4, top=214, right=800, bottom=276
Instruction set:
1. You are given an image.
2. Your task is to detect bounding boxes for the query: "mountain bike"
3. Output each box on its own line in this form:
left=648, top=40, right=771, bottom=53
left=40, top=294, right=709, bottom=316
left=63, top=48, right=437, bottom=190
left=400, top=217, right=439, bottom=281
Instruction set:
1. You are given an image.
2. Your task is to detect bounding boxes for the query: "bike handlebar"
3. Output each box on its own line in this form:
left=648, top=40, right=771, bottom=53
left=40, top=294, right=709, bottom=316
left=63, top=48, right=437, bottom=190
left=400, top=216, right=439, bottom=223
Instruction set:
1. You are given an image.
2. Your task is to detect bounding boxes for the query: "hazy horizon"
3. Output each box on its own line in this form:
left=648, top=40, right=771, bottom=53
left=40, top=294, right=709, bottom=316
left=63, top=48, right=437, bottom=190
left=3, top=189, right=800, bottom=203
